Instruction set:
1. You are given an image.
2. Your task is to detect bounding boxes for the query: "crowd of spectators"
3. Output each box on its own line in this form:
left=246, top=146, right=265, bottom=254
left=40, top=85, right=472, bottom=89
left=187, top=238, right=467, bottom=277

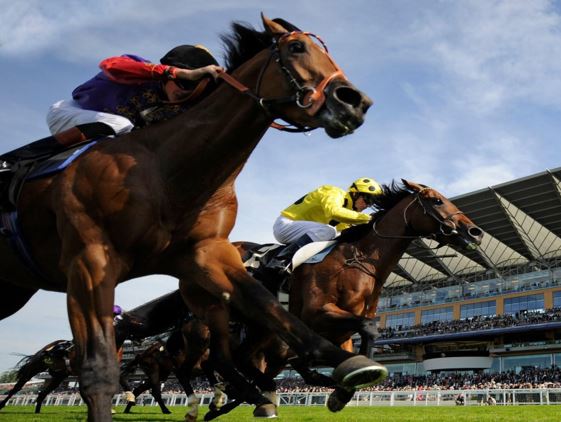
left=379, top=307, right=561, bottom=340
left=149, top=366, right=561, bottom=394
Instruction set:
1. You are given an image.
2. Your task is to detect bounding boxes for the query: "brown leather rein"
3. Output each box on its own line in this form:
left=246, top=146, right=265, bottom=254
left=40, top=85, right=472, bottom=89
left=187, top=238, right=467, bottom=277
left=217, top=31, right=347, bottom=133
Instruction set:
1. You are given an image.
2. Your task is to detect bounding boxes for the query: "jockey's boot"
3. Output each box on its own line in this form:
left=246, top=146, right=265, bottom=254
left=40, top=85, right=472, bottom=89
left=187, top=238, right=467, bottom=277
left=0, top=122, right=116, bottom=172
left=267, top=234, right=314, bottom=274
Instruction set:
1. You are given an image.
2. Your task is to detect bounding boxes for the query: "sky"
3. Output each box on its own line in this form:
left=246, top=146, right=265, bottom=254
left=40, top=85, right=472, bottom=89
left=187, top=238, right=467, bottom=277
left=1, top=0, right=561, bottom=372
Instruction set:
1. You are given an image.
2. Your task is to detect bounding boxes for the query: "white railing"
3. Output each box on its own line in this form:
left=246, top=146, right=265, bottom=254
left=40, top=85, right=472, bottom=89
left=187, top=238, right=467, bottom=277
left=3, top=388, right=561, bottom=407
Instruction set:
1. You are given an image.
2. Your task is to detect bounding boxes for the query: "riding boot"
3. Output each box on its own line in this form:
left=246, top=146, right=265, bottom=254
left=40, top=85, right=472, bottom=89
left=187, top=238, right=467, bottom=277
left=268, top=234, right=315, bottom=274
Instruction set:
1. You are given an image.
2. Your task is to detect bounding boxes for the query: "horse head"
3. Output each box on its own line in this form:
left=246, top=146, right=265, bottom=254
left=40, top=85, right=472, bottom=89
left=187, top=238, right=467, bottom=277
left=399, top=179, right=484, bottom=250
left=222, top=14, right=372, bottom=138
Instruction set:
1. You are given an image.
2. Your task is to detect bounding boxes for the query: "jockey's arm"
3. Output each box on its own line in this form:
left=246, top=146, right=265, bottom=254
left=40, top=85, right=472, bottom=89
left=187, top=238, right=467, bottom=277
left=100, top=55, right=223, bottom=85
left=321, top=191, right=372, bottom=225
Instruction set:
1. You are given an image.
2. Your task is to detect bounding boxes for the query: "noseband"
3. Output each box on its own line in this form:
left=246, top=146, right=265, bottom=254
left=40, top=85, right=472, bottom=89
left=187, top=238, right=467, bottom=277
left=217, top=31, right=346, bottom=132
left=372, top=188, right=465, bottom=241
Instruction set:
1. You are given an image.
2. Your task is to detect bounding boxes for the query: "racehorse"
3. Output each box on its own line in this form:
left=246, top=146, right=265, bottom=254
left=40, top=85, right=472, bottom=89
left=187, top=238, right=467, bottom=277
left=0, top=15, right=379, bottom=421
left=0, top=340, right=76, bottom=414
left=119, top=318, right=223, bottom=422
left=229, top=180, right=484, bottom=413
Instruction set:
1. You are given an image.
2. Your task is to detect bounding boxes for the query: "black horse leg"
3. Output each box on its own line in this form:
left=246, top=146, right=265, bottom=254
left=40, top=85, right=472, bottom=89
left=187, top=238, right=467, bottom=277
left=149, top=378, right=171, bottom=414
left=174, top=369, right=199, bottom=422
left=35, top=373, right=66, bottom=413
left=123, top=380, right=150, bottom=414
left=0, top=370, right=37, bottom=410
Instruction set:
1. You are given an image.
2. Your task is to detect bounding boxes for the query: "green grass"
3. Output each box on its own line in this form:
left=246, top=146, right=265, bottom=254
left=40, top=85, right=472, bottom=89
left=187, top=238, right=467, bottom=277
left=1, top=405, right=561, bottom=421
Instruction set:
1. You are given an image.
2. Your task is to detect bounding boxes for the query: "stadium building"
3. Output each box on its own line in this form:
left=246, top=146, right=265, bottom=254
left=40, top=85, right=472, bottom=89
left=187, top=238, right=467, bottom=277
left=372, top=167, right=561, bottom=378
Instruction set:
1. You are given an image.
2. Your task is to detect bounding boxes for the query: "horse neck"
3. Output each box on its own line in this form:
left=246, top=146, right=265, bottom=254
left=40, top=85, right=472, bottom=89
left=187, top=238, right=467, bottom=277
left=357, top=197, right=417, bottom=283
left=142, top=55, right=273, bottom=203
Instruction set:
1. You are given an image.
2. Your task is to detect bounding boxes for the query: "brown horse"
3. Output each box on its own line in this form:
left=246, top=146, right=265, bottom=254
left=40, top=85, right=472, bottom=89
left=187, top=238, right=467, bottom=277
left=232, top=179, right=484, bottom=412
left=0, top=15, right=379, bottom=421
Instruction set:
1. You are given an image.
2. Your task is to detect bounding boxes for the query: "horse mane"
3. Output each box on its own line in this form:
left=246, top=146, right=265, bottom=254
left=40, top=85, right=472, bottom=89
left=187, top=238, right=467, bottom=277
left=221, top=18, right=301, bottom=72
left=221, top=22, right=273, bottom=72
left=338, top=181, right=414, bottom=243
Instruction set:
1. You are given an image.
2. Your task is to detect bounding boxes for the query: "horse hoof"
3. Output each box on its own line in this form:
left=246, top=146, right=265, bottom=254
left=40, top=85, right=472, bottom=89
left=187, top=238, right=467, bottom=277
left=163, top=408, right=172, bottom=414
left=253, top=403, right=277, bottom=418
left=327, top=387, right=355, bottom=412
left=333, top=355, right=387, bottom=389
left=185, top=414, right=197, bottom=422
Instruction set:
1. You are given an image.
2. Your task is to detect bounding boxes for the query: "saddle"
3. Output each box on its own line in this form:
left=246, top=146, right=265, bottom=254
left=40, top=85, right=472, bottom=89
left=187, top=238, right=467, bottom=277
left=241, top=240, right=337, bottom=293
left=0, top=142, right=99, bottom=212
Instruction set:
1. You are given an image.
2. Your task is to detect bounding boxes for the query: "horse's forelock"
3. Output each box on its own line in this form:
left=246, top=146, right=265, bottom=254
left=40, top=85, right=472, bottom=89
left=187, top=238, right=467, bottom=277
left=221, top=22, right=273, bottom=72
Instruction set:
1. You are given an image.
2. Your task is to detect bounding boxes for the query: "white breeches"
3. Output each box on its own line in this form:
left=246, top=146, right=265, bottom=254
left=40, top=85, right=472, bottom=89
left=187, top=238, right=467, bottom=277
left=46, top=100, right=134, bottom=135
left=273, top=215, right=338, bottom=244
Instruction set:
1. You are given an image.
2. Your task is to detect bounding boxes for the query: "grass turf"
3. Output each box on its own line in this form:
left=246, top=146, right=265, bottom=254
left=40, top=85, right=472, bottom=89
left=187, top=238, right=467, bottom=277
left=1, top=405, right=561, bottom=421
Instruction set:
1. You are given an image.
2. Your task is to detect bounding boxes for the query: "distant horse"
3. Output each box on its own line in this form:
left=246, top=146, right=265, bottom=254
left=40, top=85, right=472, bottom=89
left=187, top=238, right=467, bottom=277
left=231, top=180, right=484, bottom=413
left=0, top=295, right=190, bottom=415
left=0, top=15, right=377, bottom=420
left=119, top=318, right=222, bottom=422
left=0, top=340, right=76, bottom=413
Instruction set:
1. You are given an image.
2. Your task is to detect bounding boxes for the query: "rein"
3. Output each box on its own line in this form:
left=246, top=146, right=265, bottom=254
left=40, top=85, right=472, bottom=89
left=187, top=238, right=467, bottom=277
left=217, top=30, right=346, bottom=132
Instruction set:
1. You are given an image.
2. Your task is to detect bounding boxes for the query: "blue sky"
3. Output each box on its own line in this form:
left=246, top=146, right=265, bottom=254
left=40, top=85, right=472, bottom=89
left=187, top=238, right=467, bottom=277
left=1, top=0, right=561, bottom=372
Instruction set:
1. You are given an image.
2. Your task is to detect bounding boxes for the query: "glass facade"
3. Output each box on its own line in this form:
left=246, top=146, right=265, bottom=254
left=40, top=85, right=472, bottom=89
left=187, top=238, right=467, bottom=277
left=460, top=300, right=496, bottom=319
left=421, top=307, right=453, bottom=324
left=502, top=354, right=552, bottom=373
left=504, top=294, right=544, bottom=315
left=386, top=312, right=416, bottom=329
left=385, top=362, right=417, bottom=375
left=554, top=291, right=561, bottom=308
left=379, top=268, right=558, bottom=312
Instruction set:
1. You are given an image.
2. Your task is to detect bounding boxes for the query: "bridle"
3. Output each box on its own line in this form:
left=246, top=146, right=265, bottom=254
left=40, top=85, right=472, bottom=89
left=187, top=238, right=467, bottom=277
left=372, top=188, right=465, bottom=242
left=217, top=30, right=346, bottom=132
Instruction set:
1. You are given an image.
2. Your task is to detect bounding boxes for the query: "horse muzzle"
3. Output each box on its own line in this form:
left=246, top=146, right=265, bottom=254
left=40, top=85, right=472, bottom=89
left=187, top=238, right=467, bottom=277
left=455, top=225, right=484, bottom=251
left=319, top=79, right=373, bottom=138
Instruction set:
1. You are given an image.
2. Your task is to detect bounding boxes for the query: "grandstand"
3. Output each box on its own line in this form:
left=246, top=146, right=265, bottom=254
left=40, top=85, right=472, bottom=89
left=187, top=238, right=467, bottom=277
left=373, top=167, right=561, bottom=378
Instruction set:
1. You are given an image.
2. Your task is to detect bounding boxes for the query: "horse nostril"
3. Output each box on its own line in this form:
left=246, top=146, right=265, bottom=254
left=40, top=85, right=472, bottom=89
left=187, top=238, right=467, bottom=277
left=334, top=86, right=363, bottom=108
left=468, top=227, right=483, bottom=239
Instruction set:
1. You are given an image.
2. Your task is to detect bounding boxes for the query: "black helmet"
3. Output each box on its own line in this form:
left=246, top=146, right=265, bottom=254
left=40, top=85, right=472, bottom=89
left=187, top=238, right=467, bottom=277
left=160, top=45, right=218, bottom=90
left=160, top=44, right=218, bottom=69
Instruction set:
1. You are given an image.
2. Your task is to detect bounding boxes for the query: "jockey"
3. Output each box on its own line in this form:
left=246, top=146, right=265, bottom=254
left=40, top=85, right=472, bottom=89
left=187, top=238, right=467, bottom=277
left=270, top=177, right=383, bottom=271
left=0, top=45, right=223, bottom=173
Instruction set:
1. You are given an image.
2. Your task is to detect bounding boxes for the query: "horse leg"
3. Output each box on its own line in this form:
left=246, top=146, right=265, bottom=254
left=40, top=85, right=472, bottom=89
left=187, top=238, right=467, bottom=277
left=184, top=240, right=386, bottom=391
left=0, top=281, right=37, bottom=320
left=119, top=359, right=139, bottom=406
left=35, top=373, right=67, bottom=413
left=174, top=369, right=199, bottom=422
left=180, top=281, right=273, bottom=412
left=149, top=378, right=171, bottom=414
left=0, top=361, right=44, bottom=410
left=124, top=380, right=150, bottom=413
left=200, top=360, right=226, bottom=411
left=63, top=244, right=123, bottom=421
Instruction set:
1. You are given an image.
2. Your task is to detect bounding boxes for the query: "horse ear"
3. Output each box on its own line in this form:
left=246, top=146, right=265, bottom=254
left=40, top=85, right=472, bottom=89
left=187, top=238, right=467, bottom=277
left=261, top=13, right=288, bottom=36
left=401, top=179, right=423, bottom=192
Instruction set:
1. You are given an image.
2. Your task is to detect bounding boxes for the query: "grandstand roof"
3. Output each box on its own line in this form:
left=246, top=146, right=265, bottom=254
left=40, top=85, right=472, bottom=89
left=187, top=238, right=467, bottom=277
left=384, top=167, right=561, bottom=295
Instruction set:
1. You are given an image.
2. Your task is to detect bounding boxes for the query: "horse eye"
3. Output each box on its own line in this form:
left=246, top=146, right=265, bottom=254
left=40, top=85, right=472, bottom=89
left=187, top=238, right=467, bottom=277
left=433, top=198, right=443, bottom=206
left=288, top=41, right=306, bottom=54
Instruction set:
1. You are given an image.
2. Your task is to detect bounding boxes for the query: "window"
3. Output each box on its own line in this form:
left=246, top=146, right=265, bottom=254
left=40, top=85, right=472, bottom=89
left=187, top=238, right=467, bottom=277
left=385, top=312, right=415, bottom=329
left=502, top=354, right=552, bottom=373
left=504, top=294, right=544, bottom=315
left=421, top=307, right=453, bottom=324
left=460, top=300, right=496, bottom=319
